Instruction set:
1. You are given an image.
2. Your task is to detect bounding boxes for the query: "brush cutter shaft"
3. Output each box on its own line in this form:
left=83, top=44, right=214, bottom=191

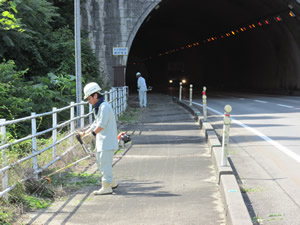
left=76, top=134, right=93, bottom=155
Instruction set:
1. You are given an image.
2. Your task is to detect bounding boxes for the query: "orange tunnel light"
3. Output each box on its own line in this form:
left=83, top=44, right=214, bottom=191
left=275, top=16, right=282, bottom=22
left=289, top=11, right=296, bottom=17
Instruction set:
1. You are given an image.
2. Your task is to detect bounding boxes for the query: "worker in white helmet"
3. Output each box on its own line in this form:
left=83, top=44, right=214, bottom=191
left=78, top=82, right=118, bottom=195
left=136, top=72, right=147, bottom=107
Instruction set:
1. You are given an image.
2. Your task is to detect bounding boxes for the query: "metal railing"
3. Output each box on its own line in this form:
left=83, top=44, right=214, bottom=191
left=0, top=86, right=128, bottom=199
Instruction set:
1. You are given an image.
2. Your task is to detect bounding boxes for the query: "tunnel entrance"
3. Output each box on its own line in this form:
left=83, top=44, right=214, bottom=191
left=126, top=0, right=300, bottom=95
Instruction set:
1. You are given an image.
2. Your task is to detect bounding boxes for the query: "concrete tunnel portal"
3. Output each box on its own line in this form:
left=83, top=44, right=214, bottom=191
left=125, top=0, right=300, bottom=94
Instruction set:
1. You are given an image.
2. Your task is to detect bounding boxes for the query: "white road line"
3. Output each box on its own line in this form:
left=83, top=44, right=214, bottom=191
left=254, top=100, right=267, bottom=103
left=277, top=104, right=294, bottom=109
left=192, top=101, right=300, bottom=163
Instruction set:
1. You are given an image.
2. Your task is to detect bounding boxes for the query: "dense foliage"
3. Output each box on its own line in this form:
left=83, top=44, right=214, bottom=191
left=0, top=0, right=23, bottom=31
left=0, top=0, right=106, bottom=137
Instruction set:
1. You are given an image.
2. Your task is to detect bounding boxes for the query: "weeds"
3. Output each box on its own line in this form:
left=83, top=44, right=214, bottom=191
left=252, top=213, right=284, bottom=224
left=240, top=186, right=267, bottom=193
left=118, top=106, right=142, bottom=124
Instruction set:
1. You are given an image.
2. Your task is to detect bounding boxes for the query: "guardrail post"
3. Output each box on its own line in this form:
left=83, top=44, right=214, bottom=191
left=31, top=113, right=38, bottom=179
left=70, top=102, right=75, bottom=133
left=179, top=82, right=182, bottom=101
left=115, top=88, right=118, bottom=117
left=89, top=103, right=93, bottom=125
left=52, top=107, right=57, bottom=162
left=109, top=88, right=113, bottom=107
left=202, top=86, right=207, bottom=121
left=1, top=119, right=8, bottom=200
left=104, top=91, right=108, bottom=102
left=114, top=88, right=117, bottom=116
left=118, top=88, right=121, bottom=116
left=120, top=88, right=124, bottom=114
left=189, top=84, right=193, bottom=106
left=111, top=88, right=114, bottom=113
left=221, top=105, right=232, bottom=166
left=123, top=86, right=127, bottom=111
left=80, top=101, right=84, bottom=128
left=70, top=102, right=75, bottom=143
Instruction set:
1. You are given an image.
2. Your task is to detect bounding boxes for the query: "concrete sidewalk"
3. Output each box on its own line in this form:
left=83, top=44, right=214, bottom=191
left=21, top=94, right=225, bottom=225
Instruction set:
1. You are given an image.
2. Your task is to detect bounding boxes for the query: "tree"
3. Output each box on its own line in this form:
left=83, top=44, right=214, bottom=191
left=0, top=0, right=23, bottom=31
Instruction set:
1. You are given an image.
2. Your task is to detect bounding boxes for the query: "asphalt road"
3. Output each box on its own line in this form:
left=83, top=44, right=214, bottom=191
left=189, top=91, right=300, bottom=225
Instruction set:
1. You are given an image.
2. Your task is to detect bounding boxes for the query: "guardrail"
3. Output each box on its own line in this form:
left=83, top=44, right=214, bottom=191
left=0, top=86, right=128, bottom=199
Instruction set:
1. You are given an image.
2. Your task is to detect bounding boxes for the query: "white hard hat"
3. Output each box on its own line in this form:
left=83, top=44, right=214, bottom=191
left=83, top=82, right=102, bottom=99
left=136, top=72, right=141, bottom=77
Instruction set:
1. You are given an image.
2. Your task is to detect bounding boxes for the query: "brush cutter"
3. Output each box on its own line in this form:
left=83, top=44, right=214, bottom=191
left=41, top=134, right=94, bottom=184
left=75, top=134, right=94, bottom=156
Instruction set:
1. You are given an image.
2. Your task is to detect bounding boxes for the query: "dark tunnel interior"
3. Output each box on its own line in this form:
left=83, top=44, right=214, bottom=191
left=126, top=0, right=300, bottom=94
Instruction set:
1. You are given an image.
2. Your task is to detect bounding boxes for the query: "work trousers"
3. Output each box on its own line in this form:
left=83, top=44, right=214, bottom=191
left=95, top=150, right=114, bottom=184
left=139, top=90, right=147, bottom=107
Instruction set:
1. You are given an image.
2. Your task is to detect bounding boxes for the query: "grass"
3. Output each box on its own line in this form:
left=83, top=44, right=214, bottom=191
left=51, top=172, right=101, bottom=191
left=240, top=186, right=267, bottom=193
left=252, top=213, right=284, bottom=224
left=118, top=105, right=142, bottom=124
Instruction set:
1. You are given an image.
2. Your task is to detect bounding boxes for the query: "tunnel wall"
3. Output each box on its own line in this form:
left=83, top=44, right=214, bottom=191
left=81, top=0, right=161, bottom=86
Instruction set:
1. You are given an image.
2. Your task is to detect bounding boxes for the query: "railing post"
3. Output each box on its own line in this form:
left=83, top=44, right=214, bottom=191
left=115, top=88, right=118, bottom=117
left=89, top=103, right=93, bottom=125
left=189, top=84, right=193, bottom=106
left=202, top=86, right=207, bottom=122
left=104, top=91, right=108, bottom=102
left=80, top=101, right=84, bottom=128
left=111, top=88, right=115, bottom=113
left=70, top=102, right=75, bottom=133
left=114, top=88, right=117, bottom=116
left=123, top=86, right=127, bottom=112
left=1, top=119, right=8, bottom=200
left=179, top=82, right=182, bottom=101
left=70, top=102, right=75, bottom=143
left=221, top=105, right=232, bottom=167
left=52, top=107, right=57, bottom=162
left=119, top=87, right=124, bottom=115
left=118, top=88, right=121, bottom=116
left=109, top=88, right=113, bottom=107
left=31, top=113, right=38, bottom=179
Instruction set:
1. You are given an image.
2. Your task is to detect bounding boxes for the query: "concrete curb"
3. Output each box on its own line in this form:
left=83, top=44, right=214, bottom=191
left=172, top=97, right=252, bottom=225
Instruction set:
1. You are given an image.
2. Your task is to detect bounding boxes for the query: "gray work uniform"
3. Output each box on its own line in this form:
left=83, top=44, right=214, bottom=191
left=137, top=76, right=147, bottom=107
left=90, top=101, right=118, bottom=183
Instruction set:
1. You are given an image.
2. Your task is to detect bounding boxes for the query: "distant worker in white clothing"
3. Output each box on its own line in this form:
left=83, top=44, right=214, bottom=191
left=136, top=72, right=147, bottom=107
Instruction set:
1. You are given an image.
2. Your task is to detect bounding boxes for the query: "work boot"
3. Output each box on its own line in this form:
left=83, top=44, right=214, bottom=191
left=93, top=181, right=113, bottom=195
left=112, top=178, right=119, bottom=189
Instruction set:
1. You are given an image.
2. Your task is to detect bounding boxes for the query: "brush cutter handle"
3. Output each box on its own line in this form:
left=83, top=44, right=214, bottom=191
left=76, top=133, right=94, bottom=156
left=76, top=134, right=83, bottom=144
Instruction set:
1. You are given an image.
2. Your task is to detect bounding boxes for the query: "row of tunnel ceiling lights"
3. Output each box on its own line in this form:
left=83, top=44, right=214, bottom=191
left=158, top=11, right=295, bottom=56
left=129, top=11, right=296, bottom=65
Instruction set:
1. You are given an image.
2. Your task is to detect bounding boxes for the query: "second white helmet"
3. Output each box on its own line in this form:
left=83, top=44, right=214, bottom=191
left=136, top=72, right=141, bottom=77
left=83, top=82, right=102, bottom=99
